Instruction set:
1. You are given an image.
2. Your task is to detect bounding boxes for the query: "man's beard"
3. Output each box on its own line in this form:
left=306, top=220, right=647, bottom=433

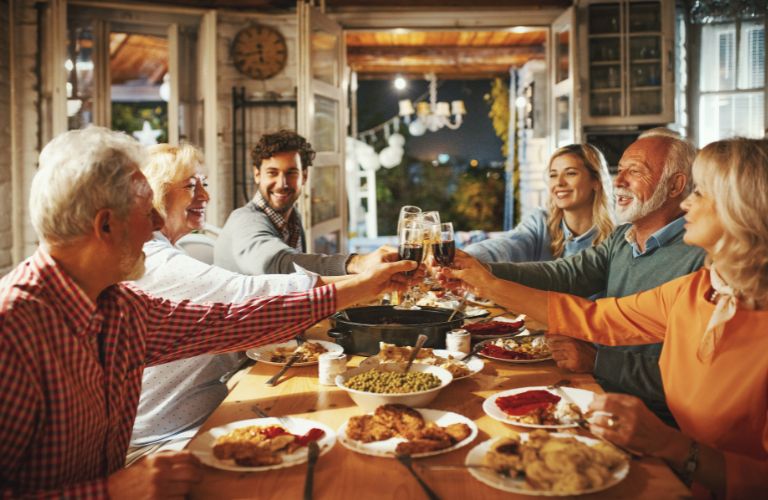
left=121, top=249, right=146, bottom=281
left=269, top=191, right=296, bottom=214
left=615, top=179, right=671, bottom=223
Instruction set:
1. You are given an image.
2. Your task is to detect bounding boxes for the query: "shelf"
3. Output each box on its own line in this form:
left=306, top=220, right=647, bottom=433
left=590, top=88, right=622, bottom=94
left=630, top=58, right=661, bottom=64
left=588, top=33, right=622, bottom=39
left=630, top=86, right=662, bottom=91
left=628, top=31, right=663, bottom=36
left=590, top=60, right=621, bottom=66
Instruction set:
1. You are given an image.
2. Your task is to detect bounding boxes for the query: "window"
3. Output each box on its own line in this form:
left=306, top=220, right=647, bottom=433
left=698, top=19, right=765, bottom=146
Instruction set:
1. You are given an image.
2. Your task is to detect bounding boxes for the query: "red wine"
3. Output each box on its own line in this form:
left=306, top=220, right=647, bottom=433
left=398, top=244, right=424, bottom=276
left=432, top=240, right=455, bottom=266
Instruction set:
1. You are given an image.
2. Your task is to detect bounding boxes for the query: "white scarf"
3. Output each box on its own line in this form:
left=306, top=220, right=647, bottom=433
left=699, top=264, right=751, bottom=363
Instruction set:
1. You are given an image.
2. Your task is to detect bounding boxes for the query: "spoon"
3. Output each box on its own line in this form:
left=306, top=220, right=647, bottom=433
left=405, top=334, right=428, bottom=373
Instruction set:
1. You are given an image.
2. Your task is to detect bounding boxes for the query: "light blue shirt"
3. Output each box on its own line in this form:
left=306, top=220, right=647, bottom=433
left=625, top=216, right=687, bottom=258
left=464, top=208, right=598, bottom=263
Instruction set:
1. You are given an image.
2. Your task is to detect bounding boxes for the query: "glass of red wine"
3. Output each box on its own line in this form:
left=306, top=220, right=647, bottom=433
left=431, top=222, right=456, bottom=267
left=397, top=222, right=424, bottom=309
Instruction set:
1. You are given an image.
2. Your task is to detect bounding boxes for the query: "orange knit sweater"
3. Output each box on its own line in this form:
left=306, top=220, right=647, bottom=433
left=548, top=269, right=768, bottom=498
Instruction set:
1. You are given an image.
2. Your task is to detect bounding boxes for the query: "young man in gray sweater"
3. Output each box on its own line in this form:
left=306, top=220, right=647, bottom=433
left=215, top=130, right=393, bottom=276
left=489, top=129, right=704, bottom=425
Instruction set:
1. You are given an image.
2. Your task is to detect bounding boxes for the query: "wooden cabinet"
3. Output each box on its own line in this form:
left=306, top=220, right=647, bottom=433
left=578, top=0, right=675, bottom=126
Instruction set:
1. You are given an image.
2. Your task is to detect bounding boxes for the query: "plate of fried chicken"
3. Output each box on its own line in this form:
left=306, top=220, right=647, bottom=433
left=466, top=430, right=629, bottom=495
left=338, top=404, right=477, bottom=458
left=188, top=417, right=336, bottom=471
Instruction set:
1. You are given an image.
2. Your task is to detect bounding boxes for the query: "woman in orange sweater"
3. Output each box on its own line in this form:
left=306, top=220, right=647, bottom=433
left=442, top=138, right=768, bottom=498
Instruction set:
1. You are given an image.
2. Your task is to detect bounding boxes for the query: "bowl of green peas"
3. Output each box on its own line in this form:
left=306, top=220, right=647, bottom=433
left=336, top=362, right=453, bottom=411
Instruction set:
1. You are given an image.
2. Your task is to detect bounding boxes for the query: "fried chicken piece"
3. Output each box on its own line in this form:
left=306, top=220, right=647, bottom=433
left=395, top=436, right=453, bottom=455
left=213, top=432, right=295, bottom=466
left=443, top=423, right=471, bottom=443
left=484, top=436, right=523, bottom=475
left=346, top=414, right=396, bottom=443
left=374, top=404, right=425, bottom=436
left=592, top=441, right=628, bottom=469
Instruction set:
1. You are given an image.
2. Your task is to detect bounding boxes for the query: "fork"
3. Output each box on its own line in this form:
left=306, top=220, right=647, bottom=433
left=303, top=441, right=320, bottom=500
left=250, top=403, right=291, bottom=426
left=546, top=380, right=643, bottom=459
left=265, top=335, right=306, bottom=386
left=396, top=454, right=441, bottom=500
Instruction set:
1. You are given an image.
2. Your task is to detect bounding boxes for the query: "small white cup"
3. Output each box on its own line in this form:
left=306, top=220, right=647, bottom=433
left=318, top=352, right=347, bottom=385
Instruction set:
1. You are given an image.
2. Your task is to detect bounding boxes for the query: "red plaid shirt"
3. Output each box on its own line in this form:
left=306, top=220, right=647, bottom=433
left=0, top=249, right=335, bottom=497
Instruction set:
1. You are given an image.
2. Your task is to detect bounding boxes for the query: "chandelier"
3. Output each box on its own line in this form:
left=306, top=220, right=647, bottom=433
left=397, top=73, right=466, bottom=136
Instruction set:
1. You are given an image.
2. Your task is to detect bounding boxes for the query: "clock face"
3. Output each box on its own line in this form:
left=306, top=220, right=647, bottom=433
left=231, top=25, right=288, bottom=80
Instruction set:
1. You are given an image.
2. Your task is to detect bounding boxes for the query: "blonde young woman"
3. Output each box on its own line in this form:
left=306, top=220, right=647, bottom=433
left=443, top=138, right=768, bottom=497
left=129, top=144, right=321, bottom=453
left=464, top=143, right=614, bottom=263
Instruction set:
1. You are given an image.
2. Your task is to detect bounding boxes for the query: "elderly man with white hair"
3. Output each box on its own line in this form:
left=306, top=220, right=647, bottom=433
left=0, top=126, right=413, bottom=498
left=479, top=128, right=705, bottom=426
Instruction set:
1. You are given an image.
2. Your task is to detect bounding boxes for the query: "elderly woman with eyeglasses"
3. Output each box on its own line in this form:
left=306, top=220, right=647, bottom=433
left=128, top=143, right=326, bottom=455
left=441, top=138, right=768, bottom=497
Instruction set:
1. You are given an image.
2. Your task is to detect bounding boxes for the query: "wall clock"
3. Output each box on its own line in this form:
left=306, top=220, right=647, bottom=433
left=231, top=25, right=288, bottom=80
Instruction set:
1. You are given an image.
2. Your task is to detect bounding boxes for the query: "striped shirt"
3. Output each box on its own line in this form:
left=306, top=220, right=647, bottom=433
left=0, top=248, right=335, bottom=496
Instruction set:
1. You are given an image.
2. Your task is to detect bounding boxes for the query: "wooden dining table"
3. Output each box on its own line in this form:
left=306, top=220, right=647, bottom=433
left=187, top=317, right=690, bottom=499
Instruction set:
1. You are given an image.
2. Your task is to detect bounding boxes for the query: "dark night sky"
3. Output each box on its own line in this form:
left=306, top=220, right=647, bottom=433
left=356, top=79, right=505, bottom=166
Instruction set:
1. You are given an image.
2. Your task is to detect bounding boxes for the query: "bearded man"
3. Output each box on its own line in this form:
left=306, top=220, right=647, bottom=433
left=486, top=128, right=705, bottom=425
left=215, top=130, right=392, bottom=276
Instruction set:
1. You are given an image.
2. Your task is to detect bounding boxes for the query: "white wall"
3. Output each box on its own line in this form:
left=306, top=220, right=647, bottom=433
left=1, top=0, right=41, bottom=271
left=213, top=12, right=299, bottom=224
left=0, top=0, right=12, bottom=272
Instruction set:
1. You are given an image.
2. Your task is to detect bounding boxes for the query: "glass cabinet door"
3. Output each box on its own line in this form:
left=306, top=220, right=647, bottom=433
left=581, top=0, right=672, bottom=124
left=587, top=3, right=622, bottom=117
left=628, top=1, right=662, bottom=116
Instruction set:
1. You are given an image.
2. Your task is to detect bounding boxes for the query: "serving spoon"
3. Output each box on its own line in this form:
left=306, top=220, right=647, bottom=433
left=404, top=334, right=428, bottom=373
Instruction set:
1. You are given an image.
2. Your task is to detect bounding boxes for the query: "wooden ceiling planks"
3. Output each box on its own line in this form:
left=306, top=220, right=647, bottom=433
left=109, top=33, right=169, bottom=85
left=346, top=29, right=547, bottom=79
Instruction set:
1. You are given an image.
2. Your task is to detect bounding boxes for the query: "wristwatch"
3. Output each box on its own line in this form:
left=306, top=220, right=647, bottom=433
left=679, top=439, right=700, bottom=485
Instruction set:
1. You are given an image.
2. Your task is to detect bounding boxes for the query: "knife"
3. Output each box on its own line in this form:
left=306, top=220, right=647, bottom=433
left=446, top=292, right=469, bottom=322
left=396, top=454, right=441, bottom=500
left=460, top=340, right=488, bottom=362
left=303, top=440, right=320, bottom=500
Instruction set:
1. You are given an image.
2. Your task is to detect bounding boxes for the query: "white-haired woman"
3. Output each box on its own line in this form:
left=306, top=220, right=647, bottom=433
left=464, top=143, right=614, bottom=263
left=129, top=143, right=322, bottom=454
left=443, top=138, right=768, bottom=497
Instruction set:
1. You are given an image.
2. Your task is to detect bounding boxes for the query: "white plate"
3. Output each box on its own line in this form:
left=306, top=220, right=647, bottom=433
left=246, top=339, right=343, bottom=367
left=465, top=435, right=629, bottom=496
left=483, top=386, right=596, bottom=429
left=415, top=293, right=488, bottom=318
left=358, top=349, right=484, bottom=380
left=337, top=408, right=478, bottom=458
left=188, top=417, right=336, bottom=472
left=476, top=335, right=553, bottom=363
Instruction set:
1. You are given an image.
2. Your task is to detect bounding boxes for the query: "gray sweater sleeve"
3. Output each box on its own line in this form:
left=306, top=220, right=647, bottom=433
left=486, top=235, right=613, bottom=297
left=219, top=207, right=349, bottom=276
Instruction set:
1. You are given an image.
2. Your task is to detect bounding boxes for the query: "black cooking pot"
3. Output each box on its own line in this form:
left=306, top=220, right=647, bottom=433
left=327, top=305, right=465, bottom=356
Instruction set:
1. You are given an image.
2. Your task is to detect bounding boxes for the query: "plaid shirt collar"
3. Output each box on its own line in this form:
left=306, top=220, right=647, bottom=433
left=252, top=190, right=303, bottom=250
left=33, top=248, right=103, bottom=337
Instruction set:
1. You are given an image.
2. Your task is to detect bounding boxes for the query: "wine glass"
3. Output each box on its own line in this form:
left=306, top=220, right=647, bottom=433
left=420, top=211, right=441, bottom=288
left=397, top=206, right=422, bottom=235
left=431, top=222, right=456, bottom=267
left=396, top=223, right=424, bottom=309
left=431, top=222, right=459, bottom=300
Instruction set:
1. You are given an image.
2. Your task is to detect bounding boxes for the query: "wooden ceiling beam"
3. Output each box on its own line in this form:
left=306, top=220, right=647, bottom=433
left=347, top=45, right=543, bottom=60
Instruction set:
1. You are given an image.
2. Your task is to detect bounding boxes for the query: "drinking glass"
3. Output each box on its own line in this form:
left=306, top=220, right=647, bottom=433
left=396, top=223, right=424, bottom=309
left=431, top=222, right=456, bottom=267
left=421, top=211, right=441, bottom=287
left=397, top=206, right=422, bottom=235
